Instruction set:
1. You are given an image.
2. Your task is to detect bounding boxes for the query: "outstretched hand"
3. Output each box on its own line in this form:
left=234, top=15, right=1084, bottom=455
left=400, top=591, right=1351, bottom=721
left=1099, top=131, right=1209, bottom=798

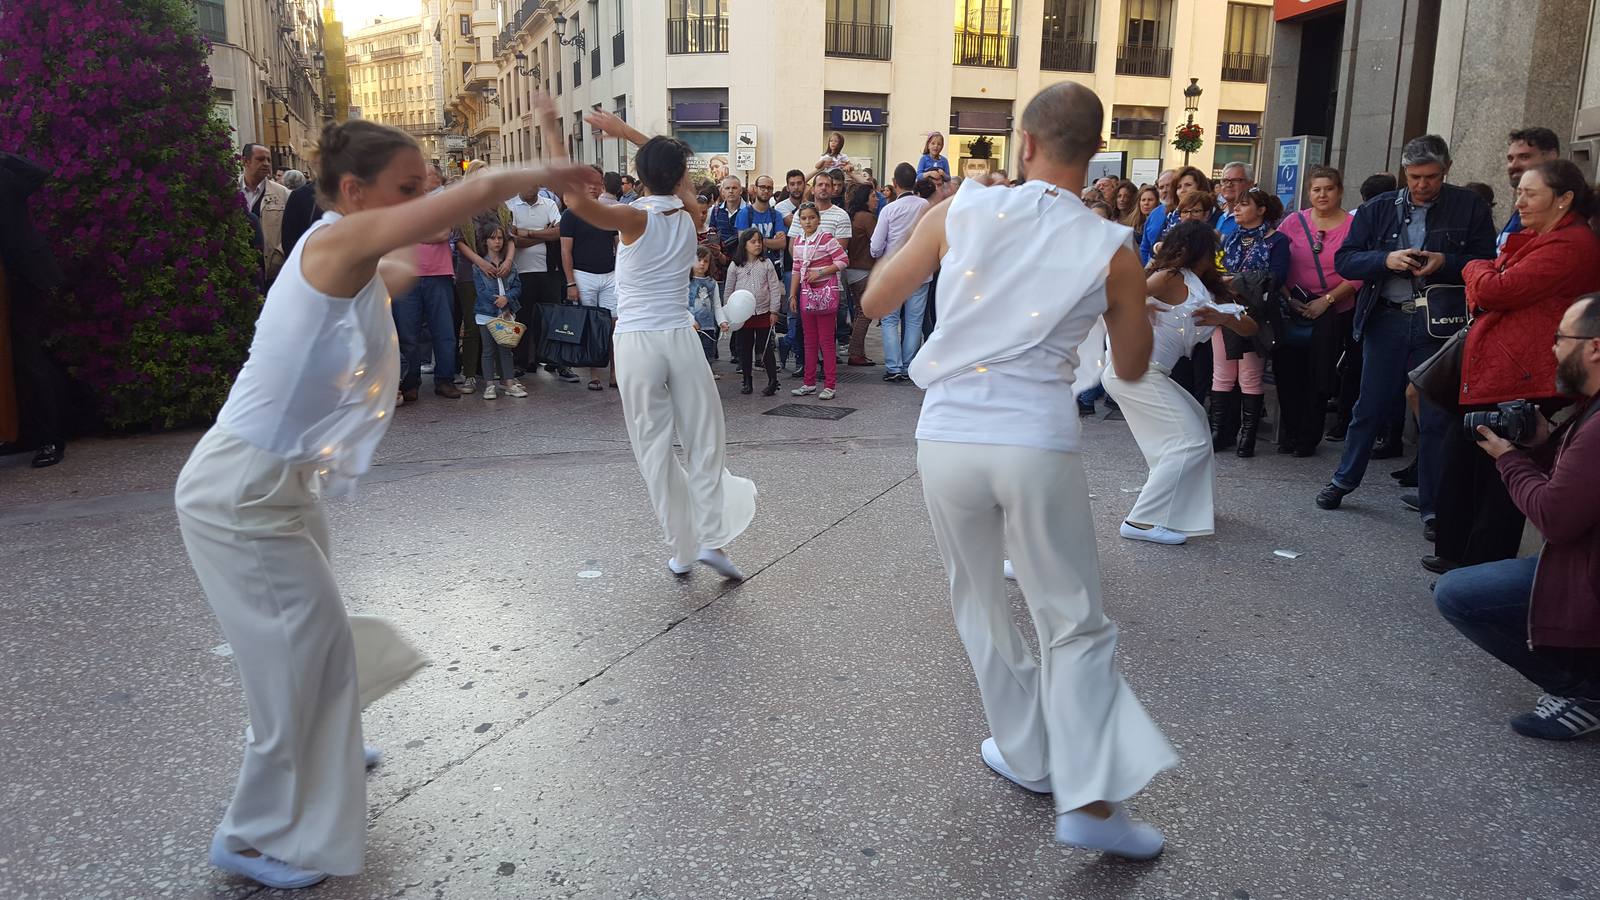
left=586, top=109, right=629, bottom=140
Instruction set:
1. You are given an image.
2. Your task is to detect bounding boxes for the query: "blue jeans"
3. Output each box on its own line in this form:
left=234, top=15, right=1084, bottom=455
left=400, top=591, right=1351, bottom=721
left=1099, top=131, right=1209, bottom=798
left=880, top=283, right=930, bottom=375
left=394, top=275, right=458, bottom=389
left=1435, top=556, right=1600, bottom=698
left=1331, top=304, right=1450, bottom=518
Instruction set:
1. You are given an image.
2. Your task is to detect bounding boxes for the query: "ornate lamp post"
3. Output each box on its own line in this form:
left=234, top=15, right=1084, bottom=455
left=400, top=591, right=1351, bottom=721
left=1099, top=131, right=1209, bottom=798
left=1179, top=77, right=1203, bottom=167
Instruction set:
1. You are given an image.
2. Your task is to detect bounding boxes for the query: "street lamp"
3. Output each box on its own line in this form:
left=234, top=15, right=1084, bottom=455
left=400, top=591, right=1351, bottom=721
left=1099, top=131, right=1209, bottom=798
left=1182, top=77, right=1202, bottom=167
left=514, top=50, right=540, bottom=80
left=552, top=11, right=585, bottom=51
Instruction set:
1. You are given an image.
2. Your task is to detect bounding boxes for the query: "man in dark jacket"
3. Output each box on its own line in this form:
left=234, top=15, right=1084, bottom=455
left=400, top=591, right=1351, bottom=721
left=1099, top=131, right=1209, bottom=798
left=280, top=179, right=322, bottom=258
left=1434, top=294, right=1600, bottom=740
left=1316, top=135, right=1496, bottom=530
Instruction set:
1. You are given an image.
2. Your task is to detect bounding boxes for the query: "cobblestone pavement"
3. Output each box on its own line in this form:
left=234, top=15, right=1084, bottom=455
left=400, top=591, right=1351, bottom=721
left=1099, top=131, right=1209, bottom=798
left=2, top=354, right=1596, bottom=899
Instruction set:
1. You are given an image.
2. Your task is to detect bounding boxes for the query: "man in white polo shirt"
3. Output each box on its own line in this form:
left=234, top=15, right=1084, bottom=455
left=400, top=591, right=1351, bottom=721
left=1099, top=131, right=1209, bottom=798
left=507, top=184, right=576, bottom=381
left=862, top=81, right=1176, bottom=860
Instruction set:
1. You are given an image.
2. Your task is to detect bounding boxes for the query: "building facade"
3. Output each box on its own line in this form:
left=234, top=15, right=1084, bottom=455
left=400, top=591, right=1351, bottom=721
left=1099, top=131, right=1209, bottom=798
left=346, top=11, right=448, bottom=164
left=197, top=0, right=333, bottom=169
left=469, top=0, right=1270, bottom=187
left=1264, top=0, right=1600, bottom=214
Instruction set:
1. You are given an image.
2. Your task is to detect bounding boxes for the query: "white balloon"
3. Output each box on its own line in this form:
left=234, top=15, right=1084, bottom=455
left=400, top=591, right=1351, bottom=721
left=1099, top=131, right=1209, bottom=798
left=723, top=289, right=756, bottom=330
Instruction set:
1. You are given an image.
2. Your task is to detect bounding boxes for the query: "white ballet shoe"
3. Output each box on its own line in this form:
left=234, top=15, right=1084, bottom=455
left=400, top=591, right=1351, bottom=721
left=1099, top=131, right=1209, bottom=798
left=209, top=831, right=328, bottom=889
left=1119, top=521, right=1187, bottom=545
left=1055, top=805, right=1165, bottom=860
left=1003, top=559, right=1017, bottom=581
left=667, top=557, right=692, bottom=576
left=980, top=737, right=1051, bottom=793
left=696, top=548, right=745, bottom=580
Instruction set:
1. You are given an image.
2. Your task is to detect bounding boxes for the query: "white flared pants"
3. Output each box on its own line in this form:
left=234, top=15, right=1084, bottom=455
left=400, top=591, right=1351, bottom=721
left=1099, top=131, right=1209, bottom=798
left=917, top=440, right=1178, bottom=813
left=1101, top=364, right=1217, bottom=536
left=614, top=327, right=756, bottom=563
left=175, top=428, right=424, bottom=875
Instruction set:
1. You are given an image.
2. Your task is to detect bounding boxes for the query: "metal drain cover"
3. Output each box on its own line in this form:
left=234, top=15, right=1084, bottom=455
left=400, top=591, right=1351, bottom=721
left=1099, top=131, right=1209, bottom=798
left=762, top=403, right=857, bottom=420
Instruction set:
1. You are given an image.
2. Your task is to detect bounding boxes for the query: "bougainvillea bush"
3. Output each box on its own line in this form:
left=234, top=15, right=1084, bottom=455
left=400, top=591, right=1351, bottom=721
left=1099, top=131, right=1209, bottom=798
left=0, top=0, right=261, bottom=429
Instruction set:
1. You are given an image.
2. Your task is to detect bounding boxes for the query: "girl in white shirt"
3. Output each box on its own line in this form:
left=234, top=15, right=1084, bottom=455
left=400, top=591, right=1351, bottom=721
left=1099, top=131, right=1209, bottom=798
left=563, top=107, right=756, bottom=581
left=176, top=117, right=596, bottom=891
left=1102, top=220, right=1258, bottom=544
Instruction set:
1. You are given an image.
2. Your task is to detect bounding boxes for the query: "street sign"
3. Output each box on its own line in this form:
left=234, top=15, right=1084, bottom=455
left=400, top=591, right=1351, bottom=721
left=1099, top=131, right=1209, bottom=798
left=735, top=146, right=756, bottom=172
left=735, top=124, right=757, bottom=148
left=1274, top=135, right=1326, bottom=209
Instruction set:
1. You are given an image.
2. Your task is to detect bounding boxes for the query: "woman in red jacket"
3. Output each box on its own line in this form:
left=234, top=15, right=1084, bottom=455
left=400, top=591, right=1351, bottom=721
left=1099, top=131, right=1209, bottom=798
left=1430, top=160, right=1600, bottom=572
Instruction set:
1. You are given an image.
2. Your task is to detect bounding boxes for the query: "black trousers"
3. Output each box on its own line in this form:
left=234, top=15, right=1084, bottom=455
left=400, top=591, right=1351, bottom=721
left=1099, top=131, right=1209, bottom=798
left=731, top=324, right=777, bottom=383
left=1333, top=309, right=1362, bottom=429
left=515, top=271, right=564, bottom=370
left=6, top=273, right=66, bottom=446
left=1272, top=343, right=1325, bottom=451
left=1170, top=346, right=1213, bottom=407
left=1433, top=409, right=1526, bottom=565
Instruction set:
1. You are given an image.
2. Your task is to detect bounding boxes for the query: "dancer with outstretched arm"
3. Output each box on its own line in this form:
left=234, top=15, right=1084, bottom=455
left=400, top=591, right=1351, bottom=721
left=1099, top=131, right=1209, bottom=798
left=175, top=118, right=597, bottom=890
left=862, top=82, right=1178, bottom=859
left=557, top=102, right=756, bottom=580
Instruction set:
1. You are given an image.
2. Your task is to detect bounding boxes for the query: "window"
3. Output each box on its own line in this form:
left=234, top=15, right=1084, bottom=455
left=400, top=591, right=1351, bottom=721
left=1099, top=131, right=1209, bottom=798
left=668, top=0, right=728, bottom=54
left=614, top=95, right=630, bottom=171
left=1117, top=0, right=1173, bottom=77
left=826, top=0, right=891, bottom=60
left=670, top=89, right=728, bottom=161
left=194, top=0, right=227, bottom=42
left=953, top=0, right=1017, bottom=68
left=1040, top=0, right=1095, bottom=72
left=460, top=14, right=470, bottom=35
left=1221, top=3, right=1271, bottom=82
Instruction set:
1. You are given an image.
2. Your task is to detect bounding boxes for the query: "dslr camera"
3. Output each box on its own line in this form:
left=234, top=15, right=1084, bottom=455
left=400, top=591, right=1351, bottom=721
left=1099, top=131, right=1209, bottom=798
left=1463, top=399, right=1538, bottom=444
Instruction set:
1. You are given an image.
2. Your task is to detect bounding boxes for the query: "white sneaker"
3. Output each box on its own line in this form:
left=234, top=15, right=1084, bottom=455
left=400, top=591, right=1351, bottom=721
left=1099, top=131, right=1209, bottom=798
left=791, top=384, right=817, bottom=396
left=818, top=388, right=836, bottom=400
left=980, top=737, right=1050, bottom=793
left=420, top=362, right=434, bottom=375
left=1119, top=521, right=1187, bottom=545
left=1003, top=559, right=1017, bottom=581
left=1055, top=805, right=1165, bottom=860
left=667, top=557, right=692, bottom=576
left=696, top=548, right=745, bottom=580
left=482, top=384, right=497, bottom=399
left=461, top=376, right=476, bottom=393
left=505, top=382, right=528, bottom=398
left=364, top=744, right=382, bottom=768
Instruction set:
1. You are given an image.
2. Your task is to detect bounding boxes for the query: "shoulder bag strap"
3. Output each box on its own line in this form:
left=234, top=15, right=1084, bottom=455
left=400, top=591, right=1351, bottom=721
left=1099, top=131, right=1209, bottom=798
left=1294, top=212, right=1329, bottom=293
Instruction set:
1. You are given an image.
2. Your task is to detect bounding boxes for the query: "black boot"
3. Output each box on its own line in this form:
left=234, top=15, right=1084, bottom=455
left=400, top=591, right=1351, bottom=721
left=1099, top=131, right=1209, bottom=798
left=1372, top=420, right=1406, bottom=459
left=762, top=373, right=780, bottom=396
left=1237, top=394, right=1263, bottom=458
left=740, top=372, right=753, bottom=395
left=1209, top=390, right=1240, bottom=452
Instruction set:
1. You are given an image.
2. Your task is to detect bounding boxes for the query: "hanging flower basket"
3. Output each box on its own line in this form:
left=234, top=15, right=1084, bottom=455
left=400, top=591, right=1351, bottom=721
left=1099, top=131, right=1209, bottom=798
left=1172, top=123, right=1205, bottom=154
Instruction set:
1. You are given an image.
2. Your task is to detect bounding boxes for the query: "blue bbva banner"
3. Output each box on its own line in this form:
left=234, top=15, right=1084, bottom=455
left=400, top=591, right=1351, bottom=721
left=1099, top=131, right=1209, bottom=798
left=830, top=106, right=884, bottom=130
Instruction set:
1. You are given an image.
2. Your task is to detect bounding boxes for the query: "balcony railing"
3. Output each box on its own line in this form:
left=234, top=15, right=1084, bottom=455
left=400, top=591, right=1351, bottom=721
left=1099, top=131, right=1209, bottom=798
left=953, top=29, right=1017, bottom=68
left=1040, top=37, right=1095, bottom=72
left=1116, top=43, right=1172, bottom=77
left=1220, top=50, right=1270, bottom=83
left=667, top=16, right=728, bottom=54
left=370, top=45, right=403, bottom=60
left=825, top=20, right=892, bottom=60
left=613, top=30, right=626, bottom=65
left=399, top=121, right=444, bottom=136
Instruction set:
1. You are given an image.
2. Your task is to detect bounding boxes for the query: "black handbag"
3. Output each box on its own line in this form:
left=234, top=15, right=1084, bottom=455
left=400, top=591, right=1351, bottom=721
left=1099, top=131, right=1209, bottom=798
left=1419, top=284, right=1468, bottom=339
left=539, top=303, right=614, bottom=369
left=1408, top=323, right=1468, bottom=411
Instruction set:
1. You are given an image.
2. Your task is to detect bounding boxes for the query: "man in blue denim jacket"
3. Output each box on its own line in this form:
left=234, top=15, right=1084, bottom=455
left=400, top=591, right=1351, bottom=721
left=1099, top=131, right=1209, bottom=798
left=1316, top=135, right=1497, bottom=533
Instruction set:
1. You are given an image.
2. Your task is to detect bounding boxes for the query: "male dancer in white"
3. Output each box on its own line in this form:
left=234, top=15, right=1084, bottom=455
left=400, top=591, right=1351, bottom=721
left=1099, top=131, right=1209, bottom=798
left=556, top=102, right=755, bottom=579
left=176, top=118, right=597, bottom=890
left=1103, top=219, right=1259, bottom=545
left=862, top=82, right=1177, bottom=858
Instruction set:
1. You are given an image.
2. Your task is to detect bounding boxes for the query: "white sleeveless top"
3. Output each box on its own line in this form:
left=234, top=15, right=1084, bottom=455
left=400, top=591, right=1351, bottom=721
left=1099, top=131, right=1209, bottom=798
left=614, top=195, right=696, bottom=333
left=915, top=180, right=1130, bottom=453
left=215, top=212, right=400, bottom=496
left=1141, top=269, right=1218, bottom=373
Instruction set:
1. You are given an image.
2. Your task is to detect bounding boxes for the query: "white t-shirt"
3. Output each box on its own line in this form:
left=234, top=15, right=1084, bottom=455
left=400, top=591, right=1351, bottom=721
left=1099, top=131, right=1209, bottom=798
left=786, top=204, right=851, bottom=241
left=506, top=194, right=561, bottom=274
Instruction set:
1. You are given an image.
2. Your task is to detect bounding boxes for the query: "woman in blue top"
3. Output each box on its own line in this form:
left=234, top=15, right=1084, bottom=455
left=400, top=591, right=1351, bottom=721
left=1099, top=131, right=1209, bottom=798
left=916, top=131, right=952, bottom=181
left=1212, top=187, right=1289, bottom=458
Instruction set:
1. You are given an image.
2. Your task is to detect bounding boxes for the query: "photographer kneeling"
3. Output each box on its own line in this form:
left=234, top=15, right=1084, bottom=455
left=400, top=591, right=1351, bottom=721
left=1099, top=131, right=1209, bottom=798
left=1434, top=294, right=1600, bottom=740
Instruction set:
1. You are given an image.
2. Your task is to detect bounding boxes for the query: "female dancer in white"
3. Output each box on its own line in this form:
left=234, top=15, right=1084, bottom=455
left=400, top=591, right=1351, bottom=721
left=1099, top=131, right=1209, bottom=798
left=175, top=119, right=595, bottom=890
left=557, top=104, right=755, bottom=579
left=1102, top=220, right=1258, bottom=545
left=863, top=82, right=1176, bottom=859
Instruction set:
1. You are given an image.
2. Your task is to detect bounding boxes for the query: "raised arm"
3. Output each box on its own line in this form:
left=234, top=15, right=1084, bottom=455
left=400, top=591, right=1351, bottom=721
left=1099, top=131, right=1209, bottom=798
left=585, top=109, right=649, bottom=149
left=861, top=198, right=950, bottom=318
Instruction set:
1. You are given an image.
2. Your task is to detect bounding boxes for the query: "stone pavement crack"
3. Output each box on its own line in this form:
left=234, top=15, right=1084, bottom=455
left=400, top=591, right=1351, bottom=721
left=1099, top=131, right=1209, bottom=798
left=358, top=466, right=923, bottom=831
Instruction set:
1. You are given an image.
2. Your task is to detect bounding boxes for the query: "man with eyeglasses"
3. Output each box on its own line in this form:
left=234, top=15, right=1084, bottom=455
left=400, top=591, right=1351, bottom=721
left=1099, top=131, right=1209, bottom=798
left=1434, top=293, right=1600, bottom=741
left=1216, top=162, right=1255, bottom=240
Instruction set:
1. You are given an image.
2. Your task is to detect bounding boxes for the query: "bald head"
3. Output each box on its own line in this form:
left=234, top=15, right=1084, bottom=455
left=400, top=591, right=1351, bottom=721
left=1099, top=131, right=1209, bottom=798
left=1020, top=82, right=1104, bottom=167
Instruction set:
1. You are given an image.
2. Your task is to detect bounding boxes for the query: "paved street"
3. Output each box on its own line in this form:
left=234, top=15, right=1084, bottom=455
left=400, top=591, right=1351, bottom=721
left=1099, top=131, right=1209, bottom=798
left=2, top=355, right=1596, bottom=900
